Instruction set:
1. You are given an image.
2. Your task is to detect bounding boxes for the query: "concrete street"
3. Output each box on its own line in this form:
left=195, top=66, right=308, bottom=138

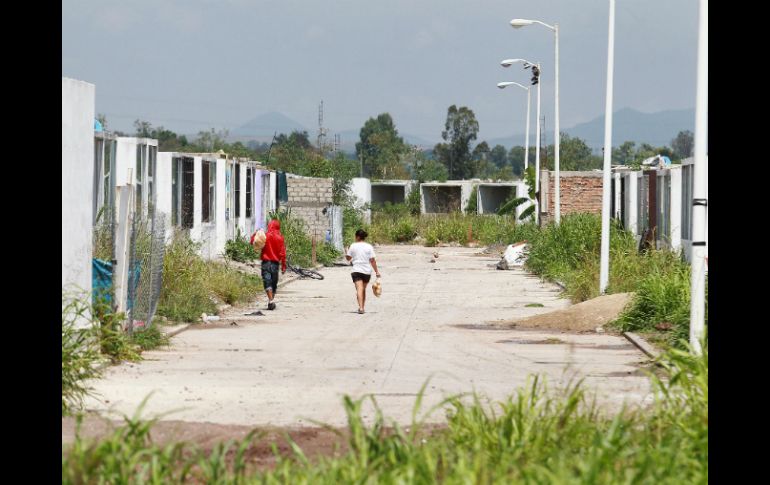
left=83, top=245, right=652, bottom=427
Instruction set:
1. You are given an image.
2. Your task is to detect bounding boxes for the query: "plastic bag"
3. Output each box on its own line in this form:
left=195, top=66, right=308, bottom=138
left=372, top=278, right=382, bottom=297
left=496, top=242, right=529, bottom=270
left=250, top=229, right=266, bottom=250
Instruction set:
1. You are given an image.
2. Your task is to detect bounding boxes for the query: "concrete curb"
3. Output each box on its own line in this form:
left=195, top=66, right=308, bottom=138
left=623, top=332, right=660, bottom=359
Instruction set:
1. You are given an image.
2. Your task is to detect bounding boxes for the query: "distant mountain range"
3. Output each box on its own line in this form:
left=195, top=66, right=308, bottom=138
left=226, top=107, right=695, bottom=152
left=487, top=107, right=695, bottom=150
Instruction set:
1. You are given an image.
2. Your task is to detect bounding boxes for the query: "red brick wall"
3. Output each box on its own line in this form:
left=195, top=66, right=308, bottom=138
left=541, top=171, right=603, bottom=223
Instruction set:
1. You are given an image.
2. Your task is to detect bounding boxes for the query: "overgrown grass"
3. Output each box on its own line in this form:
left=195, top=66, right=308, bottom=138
left=520, top=213, right=704, bottom=349
left=157, top=231, right=217, bottom=322
left=367, top=207, right=539, bottom=247
left=63, top=346, right=708, bottom=483
left=131, top=324, right=171, bottom=351
left=224, top=227, right=259, bottom=263
left=159, top=231, right=264, bottom=322
left=270, top=210, right=341, bottom=267
left=62, top=293, right=103, bottom=416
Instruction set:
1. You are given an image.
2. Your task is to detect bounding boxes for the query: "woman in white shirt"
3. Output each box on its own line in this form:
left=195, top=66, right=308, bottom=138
left=345, top=229, right=381, bottom=314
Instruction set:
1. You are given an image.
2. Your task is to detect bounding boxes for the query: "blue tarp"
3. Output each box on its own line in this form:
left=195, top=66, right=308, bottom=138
left=92, top=258, right=141, bottom=309
left=92, top=258, right=113, bottom=304
left=94, top=118, right=103, bottom=132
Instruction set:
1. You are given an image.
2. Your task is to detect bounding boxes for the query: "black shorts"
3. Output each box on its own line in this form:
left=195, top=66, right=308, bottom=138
left=261, top=260, right=280, bottom=292
left=351, top=272, right=372, bottom=284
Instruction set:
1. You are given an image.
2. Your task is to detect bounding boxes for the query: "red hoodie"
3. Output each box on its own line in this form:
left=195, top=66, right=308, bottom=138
left=260, top=219, right=287, bottom=271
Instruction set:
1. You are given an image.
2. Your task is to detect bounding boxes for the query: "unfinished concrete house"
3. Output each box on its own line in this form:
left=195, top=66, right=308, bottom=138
left=475, top=181, right=531, bottom=217
left=420, top=181, right=473, bottom=214
left=370, top=180, right=416, bottom=207
left=282, top=174, right=339, bottom=246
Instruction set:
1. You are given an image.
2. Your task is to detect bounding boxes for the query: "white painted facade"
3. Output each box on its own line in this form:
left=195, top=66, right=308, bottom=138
left=156, top=154, right=272, bottom=259
left=62, top=77, right=95, bottom=307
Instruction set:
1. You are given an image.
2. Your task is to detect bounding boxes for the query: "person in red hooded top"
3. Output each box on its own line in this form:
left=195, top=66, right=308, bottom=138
left=260, top=218, right=287, bottom=310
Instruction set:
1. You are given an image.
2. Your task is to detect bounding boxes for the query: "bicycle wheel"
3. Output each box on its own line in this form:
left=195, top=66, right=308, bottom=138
left=301, top=268, right=324, bottom=280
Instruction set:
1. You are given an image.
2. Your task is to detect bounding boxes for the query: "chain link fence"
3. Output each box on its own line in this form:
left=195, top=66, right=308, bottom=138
left=126, top=210, right=167, bottom=334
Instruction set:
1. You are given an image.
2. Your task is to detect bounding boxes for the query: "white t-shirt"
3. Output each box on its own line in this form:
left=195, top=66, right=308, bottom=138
left=347, top=242, right=376, bottom=275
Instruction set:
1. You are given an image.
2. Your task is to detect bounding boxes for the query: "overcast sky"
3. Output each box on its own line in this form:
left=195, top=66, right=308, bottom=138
left=62, top=0, right=700, bottom=142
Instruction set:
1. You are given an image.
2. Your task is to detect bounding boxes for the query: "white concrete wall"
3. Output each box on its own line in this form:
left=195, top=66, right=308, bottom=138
left=669, top=168, right=682, bottom=251
left=351, top=177, right=371, bottom=223
left=155, top=152, right=174, bottom=243
left=624, top=172, right=638, bottom=236
left=215, top=159, right=227, bottom=256
left=62, top=78, right=95, bottom=305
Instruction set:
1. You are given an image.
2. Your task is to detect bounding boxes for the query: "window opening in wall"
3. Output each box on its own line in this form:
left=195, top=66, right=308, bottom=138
left=135, top=145, right=144, bottom=217
left=235, top=163, right=241, bottom=217
left=147, top=145, right=156, bottom=216
left=619, top=177, right=626, bottom=228
left=171, top=157, right=195, bottom=229
left=246, top=167, right=253, bottom=218
left=202, top=160, right=216, bottom=223
left=681, top=165, right=693, bottom=240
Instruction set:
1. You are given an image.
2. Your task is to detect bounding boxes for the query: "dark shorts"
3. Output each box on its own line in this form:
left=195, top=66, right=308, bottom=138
left=261, top=260, right=280, bottom=292
left=351, top=272, right=372, bottom=284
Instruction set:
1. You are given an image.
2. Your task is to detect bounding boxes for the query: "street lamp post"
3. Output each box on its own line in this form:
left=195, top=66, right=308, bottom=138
left=690, top=0, right=708, bottom=355
left=501, top=59, right=541, bottom=223
left=599, top=0, right=616, bottom=295
left=510, top=18, right=560, bottom=224
left=496, top=81, right=530, bottom=173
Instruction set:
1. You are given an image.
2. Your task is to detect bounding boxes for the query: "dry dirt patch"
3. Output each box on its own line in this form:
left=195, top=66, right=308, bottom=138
left=492, top=292, right=634, bottom=332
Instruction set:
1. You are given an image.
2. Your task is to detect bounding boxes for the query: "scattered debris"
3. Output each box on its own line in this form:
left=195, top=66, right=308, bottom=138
left=201, top=313, right=221, bottom=322
left=429, top=259, right=436, bottom=263
left=496, top=242, right=529, bottom=270
left=654, top=322, right=673, bottom=331
left=432, top=252, right=439, bottom=259
left=596, top=326, right=605, bottom=333
left=230, top=321, right=238, bottom=326
left=525, top=303, right=545, bottom=308
left=243, top=311, right=265, bottom=316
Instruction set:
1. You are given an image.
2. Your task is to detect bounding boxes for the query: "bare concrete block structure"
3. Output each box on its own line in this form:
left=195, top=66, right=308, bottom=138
left=476, top=182, right=525, bottom=214
left=285, top=174, right=334, bottom=239
left=370, top=180, right=416, bottom=207
left=420, top=181, right=473, bottom=214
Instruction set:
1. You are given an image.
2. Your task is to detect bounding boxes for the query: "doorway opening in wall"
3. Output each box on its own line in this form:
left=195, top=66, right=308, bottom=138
left=246, top=167, right=253, bottom=218
left=135, top=145, right=146, bottom=218
left=234, top=163, right=241, bottom=218
left=202, top=160, right=216, bottom=223
left=172, top=157, right=195, bottom=229
left=147, top=145, right=157, bottom=218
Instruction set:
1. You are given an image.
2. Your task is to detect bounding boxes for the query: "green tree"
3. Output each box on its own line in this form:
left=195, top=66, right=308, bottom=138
left=433, top=105, right=479, bottom=180
left=490, top=144, right=508, bottom=169
left=471, top=141, right=491, bottom=178
left=194, top=128, right=229, bottom=152
left=508, top=146, right=527, bottom=177
left=356, top=113, right=406, bottom=179
left=133, top=120, right=152, bottom=138
left=671, top=130, right=694, bottom=160
left=276, top=131, right=313, bottom=151
left=612, top=141, right=636, bottom=165
left=542, top=133, right=601, bottom=171
left=409, top=151, right=448, bottom=182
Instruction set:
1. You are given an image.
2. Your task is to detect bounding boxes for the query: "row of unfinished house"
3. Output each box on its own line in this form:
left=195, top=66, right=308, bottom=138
left=92, top=132, right=341, bottom=258
left=63, top=77, right=340, bottom=325
left=351, top=162, right=707, bottom=263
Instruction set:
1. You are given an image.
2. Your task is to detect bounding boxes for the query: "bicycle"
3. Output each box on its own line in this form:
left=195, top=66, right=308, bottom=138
left=286, top=256, right=324, bottom=280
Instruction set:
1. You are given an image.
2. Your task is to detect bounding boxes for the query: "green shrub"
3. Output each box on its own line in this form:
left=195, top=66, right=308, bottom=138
left=62, top=293, right=103, bottom=416
left=63, top=347, right=708, bottom=482
left=224, top=227, right=259, bottom=262
left=157, top=231, right=217, bottom=322
left=269, top=209, right=341, bottom=267
left=206, top=261, right=263, bottom=305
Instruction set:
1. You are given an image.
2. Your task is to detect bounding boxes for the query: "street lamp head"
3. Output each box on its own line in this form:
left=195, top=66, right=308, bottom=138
left=510, top=19, right=534, bottom=28
left=497, top=81, right=527, bottom=91
left=501, top=58, right=524, bottom=67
